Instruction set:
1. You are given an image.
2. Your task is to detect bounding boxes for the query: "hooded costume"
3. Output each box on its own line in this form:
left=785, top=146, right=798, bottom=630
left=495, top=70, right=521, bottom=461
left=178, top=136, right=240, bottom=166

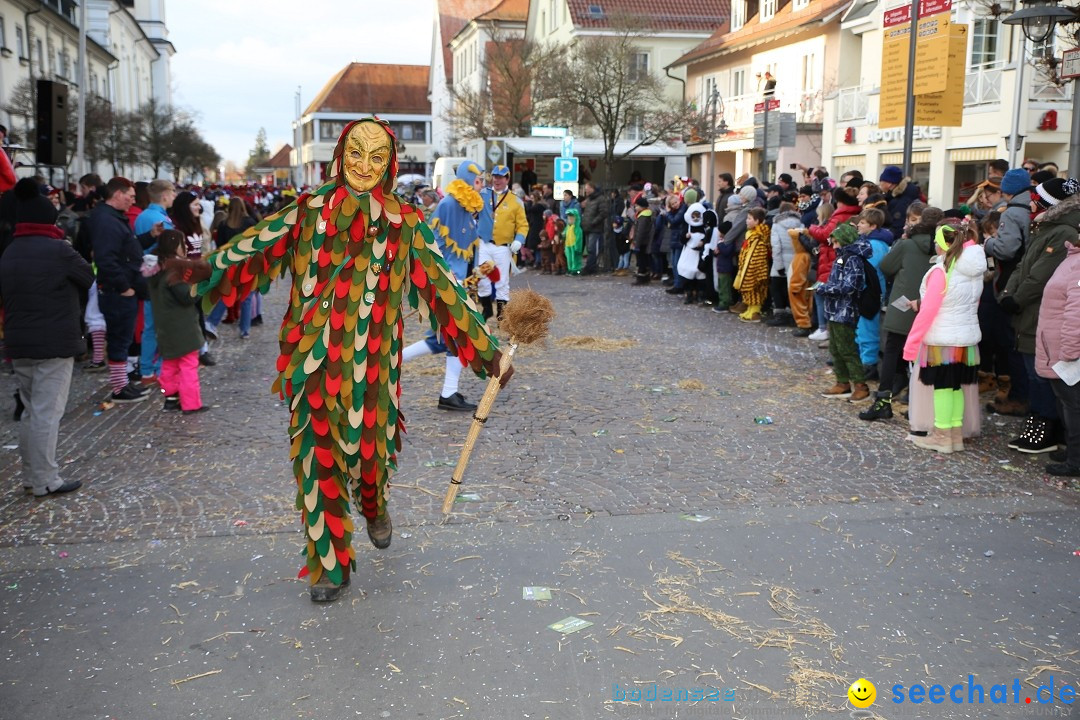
left=187, top=119, right=500, bottom=594
left=564, top=208, right=583, bottom=274
left=427, top=161, right=485, bottom=279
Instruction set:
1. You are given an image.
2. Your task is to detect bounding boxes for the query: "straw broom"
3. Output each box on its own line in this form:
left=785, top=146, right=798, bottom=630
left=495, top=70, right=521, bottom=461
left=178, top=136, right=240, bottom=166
left=441, top=288, right=556, bottom=513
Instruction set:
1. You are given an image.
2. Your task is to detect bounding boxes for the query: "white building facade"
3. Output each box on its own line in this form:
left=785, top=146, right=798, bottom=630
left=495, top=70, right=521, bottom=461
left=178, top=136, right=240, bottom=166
left=820, top=0, right=1073, bottom=207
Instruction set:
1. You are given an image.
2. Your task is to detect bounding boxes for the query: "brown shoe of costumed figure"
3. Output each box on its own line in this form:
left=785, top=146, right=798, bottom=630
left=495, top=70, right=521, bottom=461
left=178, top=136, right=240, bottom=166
left=728, top=301, right=747, bottom=314
left=977, top=371, right=997, bottom=394
left=367, top=512, right=392, bottom=549
left=913, top=426, right=953, bottom=454
left=309, top=568, right=351, bottom=603
left=986, top=396, right=1028, bottom=417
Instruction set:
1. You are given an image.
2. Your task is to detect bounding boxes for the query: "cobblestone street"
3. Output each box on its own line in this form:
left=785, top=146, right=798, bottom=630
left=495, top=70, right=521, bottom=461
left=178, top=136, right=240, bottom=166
left=0, top=271, right=1076, bottom=719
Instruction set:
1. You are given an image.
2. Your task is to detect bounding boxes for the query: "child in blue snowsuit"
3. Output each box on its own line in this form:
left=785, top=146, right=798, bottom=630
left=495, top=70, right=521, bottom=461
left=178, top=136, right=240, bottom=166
left=855, top=208, right=893, bottom=376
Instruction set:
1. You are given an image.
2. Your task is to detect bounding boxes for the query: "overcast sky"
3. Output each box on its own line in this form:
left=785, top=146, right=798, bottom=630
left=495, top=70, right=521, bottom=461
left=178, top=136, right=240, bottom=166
left=169, top=0, right=435, bottom=166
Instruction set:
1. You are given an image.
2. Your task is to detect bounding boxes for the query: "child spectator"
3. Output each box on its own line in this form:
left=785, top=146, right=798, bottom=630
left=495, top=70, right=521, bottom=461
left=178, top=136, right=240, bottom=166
left=677, top=202, right=709, bottom=305
left=808, top=187, right=860, bottom=340
left=564, top=208, right=583, bottom=275
left=903, top=220, right=986, bottom=453
left=785, top=223, right=814, bottom=336
left=854, top=207, right=894, bottom=380
left=767, top=201, right=803, bottom=326
left=612, top=216, right=630, bottom=275
left=818, top=222, right=871, bottom=401
left=632, top=196, right=654, bottom=285
left=150, top=229, right=208, bottom=414
left=734, top=207, right=770, bottom=323
left=538, top=212, right=554, bottom=274
left=861, top=205, right=942, bottom=421
left=552, top=218, right=567, bottom=275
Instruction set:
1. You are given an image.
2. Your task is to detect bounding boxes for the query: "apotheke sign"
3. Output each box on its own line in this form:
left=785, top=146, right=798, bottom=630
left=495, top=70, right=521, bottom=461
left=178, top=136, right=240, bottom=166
left=867, top=126, right=943, bottom=143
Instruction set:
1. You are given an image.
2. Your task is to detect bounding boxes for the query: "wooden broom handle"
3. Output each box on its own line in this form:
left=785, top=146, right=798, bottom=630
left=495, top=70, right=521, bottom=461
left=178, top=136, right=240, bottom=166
left=441, top=343, right=518, bottom=513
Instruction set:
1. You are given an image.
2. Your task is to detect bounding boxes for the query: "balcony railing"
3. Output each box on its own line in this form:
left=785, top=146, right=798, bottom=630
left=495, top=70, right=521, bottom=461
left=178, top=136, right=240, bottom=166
left=1031, top=80, right=1073, bottom=101
left=964, top=62, right=1003, bottom=106
left=798, top=90, right=824, bottom=123
left=835, top=86, right=870, bottom=122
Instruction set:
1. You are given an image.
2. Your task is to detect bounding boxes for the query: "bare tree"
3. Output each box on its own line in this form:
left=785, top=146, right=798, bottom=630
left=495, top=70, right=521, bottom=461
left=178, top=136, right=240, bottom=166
left=2, top=79, right=36, bottom=147
left=101, top=108, right=143, bottom=177
left=164, top=120, right=220, bottom=183
left=534, top=19, right=693, bottom=182
left=135, top=98, right=178, bottom=177
left=447, top=33, right=543, bottom=142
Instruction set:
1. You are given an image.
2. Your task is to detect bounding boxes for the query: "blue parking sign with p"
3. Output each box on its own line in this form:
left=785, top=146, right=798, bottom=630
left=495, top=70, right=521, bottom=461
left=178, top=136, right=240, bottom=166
left=554, top=157, right=579, bottom=183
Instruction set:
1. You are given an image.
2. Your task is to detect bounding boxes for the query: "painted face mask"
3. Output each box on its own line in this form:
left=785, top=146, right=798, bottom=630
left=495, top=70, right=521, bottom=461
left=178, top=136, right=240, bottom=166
left=342, top=122, right=393, bottom=194
left=797, top=199, right=811, bottom=211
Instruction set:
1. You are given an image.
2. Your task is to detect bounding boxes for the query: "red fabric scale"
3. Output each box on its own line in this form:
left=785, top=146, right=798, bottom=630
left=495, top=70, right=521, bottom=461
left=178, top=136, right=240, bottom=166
left=298, top=566, right=310, bottom=579
left=324, top=512, right=344, bottom=539
left=367, top=333, right=381, bottom=355
left=335, top=545, right=351, bottom=566
left=325, top=223, right=338, bottom=237
left=410, top=264, right=428, bottom=289
left=307, top=390, right=324, bottom=410
left=276, top=354, right=290, bottom=372
left=318, top=476, right=339, bottom=499
left=360, top=437, right=376, bottom=460
left=330, top=307, right=345, bottom=330
left=327, top=343, right=341, bottom=362
left=314, top=445, right=335, bottom=468
left=372, top=302, right=384, bottom=324
left=311, top=413, right=329, bottom=436
left=324, top=372, right=342, bottom=396
left=444, top=321, right=458, bottom=339
left=366, top=362, right=379, bottom=384
left=286, top=324, right=303, bottom=343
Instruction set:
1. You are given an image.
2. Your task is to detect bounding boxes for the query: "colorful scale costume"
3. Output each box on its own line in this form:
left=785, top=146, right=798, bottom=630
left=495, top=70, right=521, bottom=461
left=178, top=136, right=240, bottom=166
left=193, top=120, right=499, bottom=588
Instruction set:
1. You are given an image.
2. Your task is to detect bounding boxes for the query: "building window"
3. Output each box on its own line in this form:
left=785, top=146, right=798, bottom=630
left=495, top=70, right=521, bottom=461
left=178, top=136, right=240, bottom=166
left=391, top=121, right=427, bottom=142
left=970, top=17, right=999, bottom=67
left=761, top=0, right=777, bottom=21
left=630, top=52, right=649, bottom=80
left=320, top=120, right=348, bottom=141
left=35, top=38, right=43, bottom=74
left=793, top=0, right=810, bottom=9
left=16, top=25, right=24, bottom=57
left=731, top=0, right=746, bottom=30
left=702, top=75, right=717, bottom=108
left=549, top=0, right=556, bottom=32
left=801, top=53, right=817, bottom=91
left=0, top=17, right=6, bottom=50
left=732, top=68, right=747, bottom=97
left=625, top=115, right=644, bottom=142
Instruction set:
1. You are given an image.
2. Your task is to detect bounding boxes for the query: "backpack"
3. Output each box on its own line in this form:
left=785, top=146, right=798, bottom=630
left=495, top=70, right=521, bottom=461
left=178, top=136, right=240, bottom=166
left=856, top=257, right=883, bottom=320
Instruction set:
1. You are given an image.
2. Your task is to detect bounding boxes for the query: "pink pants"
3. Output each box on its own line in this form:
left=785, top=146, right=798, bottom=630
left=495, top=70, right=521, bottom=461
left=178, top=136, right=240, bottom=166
left=160, top=351, right=202, bottom=411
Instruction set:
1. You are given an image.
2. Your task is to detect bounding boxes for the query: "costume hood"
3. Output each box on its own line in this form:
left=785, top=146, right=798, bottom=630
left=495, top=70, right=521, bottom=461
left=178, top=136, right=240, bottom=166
left=455, top=160, right=485, bottom=186
left=327, top=118, right=399, bottom=199
left=686, top=202, right=706, bottom=227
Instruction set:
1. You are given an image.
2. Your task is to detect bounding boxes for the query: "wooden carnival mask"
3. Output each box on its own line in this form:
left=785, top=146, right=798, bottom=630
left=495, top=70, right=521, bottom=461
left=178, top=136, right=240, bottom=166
left=342, top=122, right=393, bottom=195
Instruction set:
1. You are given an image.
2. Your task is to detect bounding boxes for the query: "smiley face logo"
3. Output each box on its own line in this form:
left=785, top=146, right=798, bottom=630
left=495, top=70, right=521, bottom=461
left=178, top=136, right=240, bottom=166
left=848, top=678, right=876, bottom=708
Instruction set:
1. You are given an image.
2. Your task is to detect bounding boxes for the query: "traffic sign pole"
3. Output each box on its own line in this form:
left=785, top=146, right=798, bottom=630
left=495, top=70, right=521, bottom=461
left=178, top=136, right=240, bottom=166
left=901, top=0, right=919, bottom=179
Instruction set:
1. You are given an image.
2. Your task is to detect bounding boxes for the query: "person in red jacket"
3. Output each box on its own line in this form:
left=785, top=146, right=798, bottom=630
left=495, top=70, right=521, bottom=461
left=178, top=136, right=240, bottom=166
left=0, top=125, right=17, bottom=193
left=807, top=186, right=861, bottom=342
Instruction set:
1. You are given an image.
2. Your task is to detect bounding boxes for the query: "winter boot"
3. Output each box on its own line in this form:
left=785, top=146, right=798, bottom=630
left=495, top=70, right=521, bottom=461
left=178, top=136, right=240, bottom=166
left=480, top=295, right=494, bottom=320
left=821, top=382, right=852, bottom=399
left=987, top=393, right=1028, bottom=417
left=1014, top=417, right=1059, bottom=454
left=496, top=300, right=506, bottom=322
left=1007, top=415, right=1037, bottom=450
left=858, top=392, right=893, bottom=421
left=977, top=371, right=998, bottom=395
left=950, top=426, right=965, bottom=452
left=913, top=426, right=953, bottom=454
left=992, top=375, right=1011, bottom=403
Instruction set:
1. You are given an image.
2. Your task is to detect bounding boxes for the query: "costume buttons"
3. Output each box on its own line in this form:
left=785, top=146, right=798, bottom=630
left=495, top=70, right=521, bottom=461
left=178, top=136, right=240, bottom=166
left=303, top=282, right=314, bottom=294
left=321, top=300, right=329, bottom=309
left=317, top=221, right=326, bottom=234
left=368, top=225, right=379, bottom=237
left=371, top=262, right=383, bottom=274
left=364, top=291, right=376, bottom=304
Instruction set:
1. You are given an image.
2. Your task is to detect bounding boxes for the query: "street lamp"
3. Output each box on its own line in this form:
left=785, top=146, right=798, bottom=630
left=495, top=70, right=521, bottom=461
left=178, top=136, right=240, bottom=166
left=1004, top=0, right=1074, bottom=42
left=707, top=89, right=729, bottom=202
left=1004, top=0, right=1080, bottom=176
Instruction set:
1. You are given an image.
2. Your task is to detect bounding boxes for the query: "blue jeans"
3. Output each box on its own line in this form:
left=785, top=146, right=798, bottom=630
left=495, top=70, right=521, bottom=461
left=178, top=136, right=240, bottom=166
left=584, top=232, right=603, bottom=273
left=669, top=245, right=684, bottom=289
left=97, top=292, right=138, bottom=362
left=140, top=300, right=161, bottom=376
left=207, top=297, right=253, bottom=335
left=814, top=294, right=828, bottom=331
left=1023, top=352, right=1058, bottom=419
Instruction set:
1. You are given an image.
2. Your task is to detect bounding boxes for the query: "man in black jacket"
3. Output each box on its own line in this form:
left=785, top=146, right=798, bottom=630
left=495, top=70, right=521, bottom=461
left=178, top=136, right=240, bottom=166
left=85, top=177, right=151, bottom=403
left=0, top=182, right=94, bottom=497
left=580, top=182, right=608, bottom=274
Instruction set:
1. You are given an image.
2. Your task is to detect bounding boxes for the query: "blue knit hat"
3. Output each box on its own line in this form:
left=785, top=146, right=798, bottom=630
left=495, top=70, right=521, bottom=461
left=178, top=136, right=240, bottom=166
left=1000, top=168, right=1031, bottom=196
left=879, top=166, right=903, bottom=185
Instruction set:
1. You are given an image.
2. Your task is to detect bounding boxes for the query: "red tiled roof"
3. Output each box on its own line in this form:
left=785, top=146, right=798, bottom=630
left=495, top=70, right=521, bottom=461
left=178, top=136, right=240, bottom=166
left=305, top=64, right=432, bottom=116
left=673, top=0, right=849, bottom=66
left=437, top=0, right=503, bottom=83
left=567, top=0, right=729, bottom=31
left=267, top=144, right=292, bottom=168
left=476, top=0, right=529, bottom=21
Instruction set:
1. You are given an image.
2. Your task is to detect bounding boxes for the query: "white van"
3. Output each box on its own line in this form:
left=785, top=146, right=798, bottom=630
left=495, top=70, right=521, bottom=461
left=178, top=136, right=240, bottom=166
left=432, top=157, right=471, bottom=193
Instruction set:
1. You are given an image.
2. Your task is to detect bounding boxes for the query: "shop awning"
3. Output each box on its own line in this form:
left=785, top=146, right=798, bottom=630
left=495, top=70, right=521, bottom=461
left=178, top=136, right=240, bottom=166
left=949, top=147, right=998, bottom=162
left=880, top=151, right=931, bottom=165
left=503, top=137, right=685, bottom=158
left=832, top=155, right=867, bottom=173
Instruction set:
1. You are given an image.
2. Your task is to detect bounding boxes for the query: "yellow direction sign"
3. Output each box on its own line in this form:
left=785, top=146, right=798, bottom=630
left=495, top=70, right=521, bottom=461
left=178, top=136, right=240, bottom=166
left=879, top=24, right=911, bottom=129
left=915, top=24, right=968, bottom=126
left=914, top=11, right=952, bottom=95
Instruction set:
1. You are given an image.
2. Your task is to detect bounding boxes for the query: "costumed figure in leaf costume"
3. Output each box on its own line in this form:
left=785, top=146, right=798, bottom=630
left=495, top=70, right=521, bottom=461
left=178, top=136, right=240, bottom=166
left=400, top=160, right=497, bottom=412
left=170, top=119, right=512, bottom=602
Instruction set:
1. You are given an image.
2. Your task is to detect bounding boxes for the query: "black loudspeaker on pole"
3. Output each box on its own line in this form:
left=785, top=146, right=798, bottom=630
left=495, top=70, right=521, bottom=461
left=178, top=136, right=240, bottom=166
left=36, top=80, right=68, bottom=166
